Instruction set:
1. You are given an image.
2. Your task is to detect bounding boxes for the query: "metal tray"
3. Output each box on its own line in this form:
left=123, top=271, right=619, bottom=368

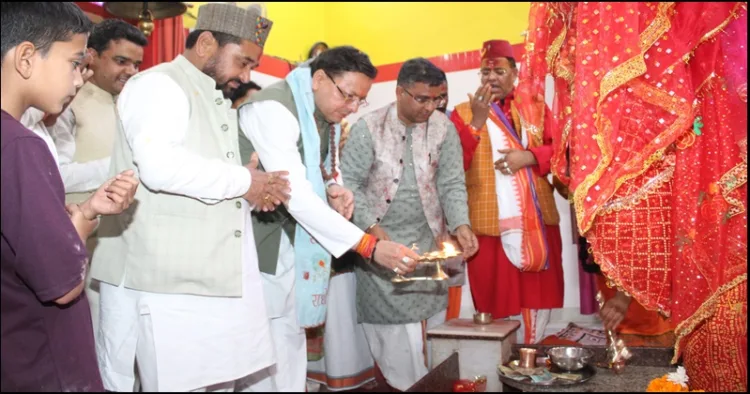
left=497, top=358, right=597, bottom=387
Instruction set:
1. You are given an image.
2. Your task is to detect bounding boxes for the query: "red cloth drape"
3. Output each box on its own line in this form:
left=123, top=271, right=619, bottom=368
left=140, top=16, right=188, bottom=71
left=518, top=2, right=747, bottom=391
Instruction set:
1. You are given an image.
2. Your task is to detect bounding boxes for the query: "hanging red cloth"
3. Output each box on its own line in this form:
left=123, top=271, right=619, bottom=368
left=140, top=16, right=188, bottom=71
left=517, top=2, right=747, bottom=391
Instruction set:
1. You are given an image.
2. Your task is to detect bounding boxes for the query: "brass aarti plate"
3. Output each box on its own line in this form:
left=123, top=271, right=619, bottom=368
left=391, top=243, right=463, bottom=283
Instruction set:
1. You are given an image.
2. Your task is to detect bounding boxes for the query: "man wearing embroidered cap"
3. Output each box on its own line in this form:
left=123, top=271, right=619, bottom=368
left=91, top=3, right=291, bottom=392
left=449, top=39, right=564, bottom=344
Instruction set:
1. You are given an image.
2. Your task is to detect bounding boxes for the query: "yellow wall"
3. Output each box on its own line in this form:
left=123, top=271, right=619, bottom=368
left=184, top=2, right=530, bottom=65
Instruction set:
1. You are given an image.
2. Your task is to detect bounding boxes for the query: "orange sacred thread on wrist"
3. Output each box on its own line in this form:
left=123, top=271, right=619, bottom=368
left=468, top=123, right=482, bottom=137
left=355, top=233, right=377, bottom=259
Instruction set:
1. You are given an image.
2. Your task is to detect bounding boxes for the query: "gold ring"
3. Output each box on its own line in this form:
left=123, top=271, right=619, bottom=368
left=264, top=195, right=271, bottom=202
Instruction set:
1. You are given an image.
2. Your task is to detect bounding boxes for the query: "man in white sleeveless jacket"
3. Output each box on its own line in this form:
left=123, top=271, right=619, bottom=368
left=90, top=4, right=291, bottom=392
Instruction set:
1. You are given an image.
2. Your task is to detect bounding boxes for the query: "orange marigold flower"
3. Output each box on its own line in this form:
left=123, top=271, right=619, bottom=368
left=647, top=376, right=689, bottom=392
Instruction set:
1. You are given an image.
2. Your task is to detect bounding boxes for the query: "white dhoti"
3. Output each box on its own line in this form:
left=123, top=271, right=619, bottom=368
left=246, top=233, right=307, bottom=392
left=509, top=309, right=552, bottom=344
left=361, top=310, right=447, bottom=392
left=84, top=236, right=100, bottom=344
left=96, top=202, right=275, bottom=392
left=307, top=272, right=375, bottom=391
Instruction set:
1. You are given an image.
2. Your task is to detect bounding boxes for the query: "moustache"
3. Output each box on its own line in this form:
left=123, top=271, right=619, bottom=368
left=217, top=79, right=242, bottom=91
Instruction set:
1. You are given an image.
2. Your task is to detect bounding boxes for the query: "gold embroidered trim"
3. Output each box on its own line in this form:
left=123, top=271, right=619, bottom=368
left=512, top=101, right=544, bottom=147
left=600, top=164, right=675, bottom=214
left=546, top=26, right=567, bottom=72
left=597, top=2, right=674, bottom=106
left=586, top=172, right=675, bottom=317
left=719, top=160, right=748, bottom=218
left=694, top=72, right=717, bottom=97
left=551, top=116, right=573, bottom=181
left=611, top=81, right=692, bottom=193
left=672, top=2, right=743, bottom=68
left=672, top=274, right=747, bottom=363
left=698, top=2, right=743, bottom=46
left=574, top=2, right=675, bottom=234
left=675, top=130, right=696, bottom=150
left=590, top=233, right=672, bottom=317
left=555, top=62, right=575, bottom=84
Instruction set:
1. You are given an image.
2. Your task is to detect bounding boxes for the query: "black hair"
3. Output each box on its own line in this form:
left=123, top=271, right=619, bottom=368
left=439, top=69, right=447, bottom=85
left=307, top=41, right=329, bottom=60
left=185, top=30, right=241, bottom=50
left=1, top=2, right=93, bottom=61
left=506, top=57, right=517, bottom=69
left=230, top=80, right=262, bottom=104
left=87, top=19, right=148, bottom=53
left=309, top=46, right=377, bottom=80
left=397, top=58, right=446, bottom=88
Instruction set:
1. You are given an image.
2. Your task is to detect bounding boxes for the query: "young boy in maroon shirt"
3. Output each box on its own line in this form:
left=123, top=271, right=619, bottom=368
left=1, top=3, right=139, bottom=391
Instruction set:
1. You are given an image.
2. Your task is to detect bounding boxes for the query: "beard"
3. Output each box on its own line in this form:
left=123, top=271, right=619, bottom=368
left=204, top=55, right=241, bottom=99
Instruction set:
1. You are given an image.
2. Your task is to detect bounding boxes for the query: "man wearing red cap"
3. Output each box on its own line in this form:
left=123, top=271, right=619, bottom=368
left=449, top=39, right=564, bottom=344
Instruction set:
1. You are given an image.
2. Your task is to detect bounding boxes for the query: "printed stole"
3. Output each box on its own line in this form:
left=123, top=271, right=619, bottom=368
left=490, top=103, right=549, bottom=272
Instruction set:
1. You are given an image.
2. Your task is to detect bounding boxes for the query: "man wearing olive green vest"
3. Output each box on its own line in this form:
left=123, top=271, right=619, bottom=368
left=90, top=4, right=292, bottom=392
left=39, top=19, right=148, bottom=343
left=237, top=46, right=422, bottom=392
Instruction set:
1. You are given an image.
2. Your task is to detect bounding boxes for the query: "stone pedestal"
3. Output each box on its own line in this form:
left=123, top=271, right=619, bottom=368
left=427, top=319, right=520, bottom=392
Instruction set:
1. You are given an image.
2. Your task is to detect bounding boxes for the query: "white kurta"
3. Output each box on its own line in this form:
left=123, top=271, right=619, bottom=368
left=50, top=107, right=111, bottom=194
left=20, top=108, right=60, bottom=164
left=238, top=100, right=365, bottom=391
left=96, top=73, right=274, bottom=392
left=19, top=107, right=110, bottom=194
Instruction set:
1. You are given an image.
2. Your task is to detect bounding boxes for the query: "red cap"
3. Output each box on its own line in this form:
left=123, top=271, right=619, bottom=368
left=480, top=39, right=514, bottom=60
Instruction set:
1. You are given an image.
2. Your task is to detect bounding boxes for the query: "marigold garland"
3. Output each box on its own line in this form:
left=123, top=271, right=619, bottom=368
left=646, top=367, right=706, bottom=392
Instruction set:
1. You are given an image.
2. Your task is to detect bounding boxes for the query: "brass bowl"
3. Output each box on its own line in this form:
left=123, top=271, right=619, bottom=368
left=546, top=346, right=594, bottom=371
left=473, top=312, right=493, bottom=325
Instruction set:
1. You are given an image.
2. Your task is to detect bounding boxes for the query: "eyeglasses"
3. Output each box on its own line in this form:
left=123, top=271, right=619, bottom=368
left=325, top=71, right=369, bottom=108
left=402, top=88, right=447, bottom=107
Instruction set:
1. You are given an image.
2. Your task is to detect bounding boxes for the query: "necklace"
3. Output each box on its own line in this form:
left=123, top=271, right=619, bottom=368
left=316, top=117, right=339, bottom=182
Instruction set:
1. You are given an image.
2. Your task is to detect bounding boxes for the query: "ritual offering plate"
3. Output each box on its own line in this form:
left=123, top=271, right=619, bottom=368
left=392, top=242, right=463, bottom=283
left=497, top=357, right=596, bottom=387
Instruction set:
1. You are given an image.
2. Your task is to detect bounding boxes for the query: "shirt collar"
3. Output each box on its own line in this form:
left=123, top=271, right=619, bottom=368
left=173, top=54, right=220, bottom=95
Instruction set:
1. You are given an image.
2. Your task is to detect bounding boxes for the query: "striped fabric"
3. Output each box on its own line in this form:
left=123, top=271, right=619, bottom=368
left=486, top=107, right=549, bottom=272
left=454, top=103, right=559, bottom=239
left=454, top=101, right=560, bottom=273
left=509, top=105, right=559, bottom=226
